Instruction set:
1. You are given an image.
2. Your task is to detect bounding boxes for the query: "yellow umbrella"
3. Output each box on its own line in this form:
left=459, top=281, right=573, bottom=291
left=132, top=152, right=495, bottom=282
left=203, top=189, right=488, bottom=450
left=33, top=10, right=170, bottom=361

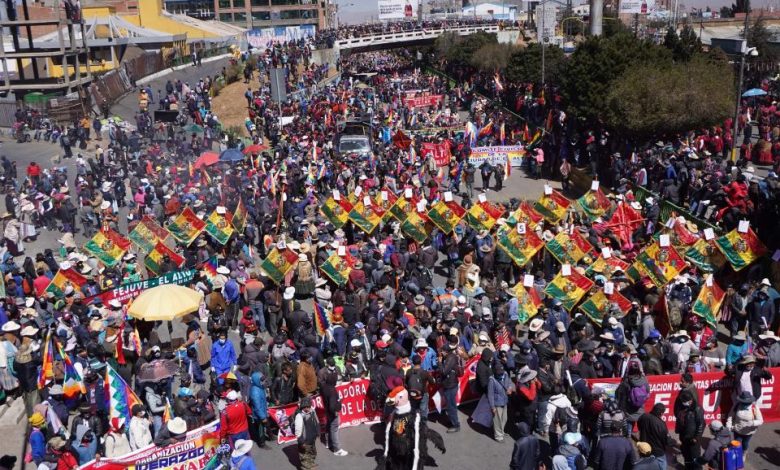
left=127, top=285, right=204, bottom=321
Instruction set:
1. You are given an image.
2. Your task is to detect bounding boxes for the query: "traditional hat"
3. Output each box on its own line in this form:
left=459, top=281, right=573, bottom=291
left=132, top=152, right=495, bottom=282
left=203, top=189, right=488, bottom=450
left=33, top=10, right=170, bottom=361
left=414, top=294, right=425, bottom=305
left=529, top=318, right=544, bottom=332
left=739, top=354, right=756, bottom=365
left=216, top=266, right=230, bottom=275
left=49, top=436, right=68, bottom=450
left=20, top=325, right=39, bottom=337
left=232, top=439, right=254, bottom=458
left=414, top=338, right=428, bottom=349
left=283, top=286, right=296, bottom=300
left=517, top=367, right=538, bottom=384
left=167, top=417, right=187, bottom=435
left=100, top=201, right=111, bottom=210
left=599, top=332, right=615, bottom=342
left=1, top=321, right=20, bottom=332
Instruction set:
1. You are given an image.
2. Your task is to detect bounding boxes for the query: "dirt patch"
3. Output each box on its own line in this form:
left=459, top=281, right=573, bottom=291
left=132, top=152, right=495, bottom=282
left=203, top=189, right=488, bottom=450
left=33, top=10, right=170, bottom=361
left=211, top=77, right=253, bottom=137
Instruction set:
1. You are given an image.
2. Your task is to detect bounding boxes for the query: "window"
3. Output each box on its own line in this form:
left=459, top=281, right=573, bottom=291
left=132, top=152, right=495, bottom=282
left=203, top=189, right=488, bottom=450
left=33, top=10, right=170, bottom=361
left=280, top=9, right=299, bottom=18
left=271, top=0, right=299, bottom=5
left=234, top=11, right=247, bottom=22
left=219, top=12, right=233, bottom=21
left=252, top=10, right=270, bottom=20
left=233, top=0, right=245, bottom=7
left=251, top=0, right=268, bottom=5
left=218, top=0, right=231, bottom=8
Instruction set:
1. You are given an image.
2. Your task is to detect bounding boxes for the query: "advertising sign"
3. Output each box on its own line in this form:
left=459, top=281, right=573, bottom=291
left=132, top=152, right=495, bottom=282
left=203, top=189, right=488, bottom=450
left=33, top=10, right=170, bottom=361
left=619, top=0, right=655, bottom=14
left=247, top=25, right=316, bottom=49
left=378, top=0, right=418, bottom=20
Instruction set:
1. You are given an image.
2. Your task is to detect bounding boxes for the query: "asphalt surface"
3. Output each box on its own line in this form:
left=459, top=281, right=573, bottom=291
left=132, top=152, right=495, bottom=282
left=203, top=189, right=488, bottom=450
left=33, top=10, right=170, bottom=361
left=1, top=58, right=779, bottom=470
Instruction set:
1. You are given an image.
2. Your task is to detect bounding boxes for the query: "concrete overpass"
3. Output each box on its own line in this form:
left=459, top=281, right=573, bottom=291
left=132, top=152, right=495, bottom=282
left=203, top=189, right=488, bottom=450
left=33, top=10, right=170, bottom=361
left=333, top=24, right=502, bottom=51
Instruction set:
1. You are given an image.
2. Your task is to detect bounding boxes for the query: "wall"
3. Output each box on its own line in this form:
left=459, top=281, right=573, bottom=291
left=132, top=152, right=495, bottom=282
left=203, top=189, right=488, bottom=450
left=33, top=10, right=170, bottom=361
left=120, top=0, right=223, bottom=39
left=311, top=46, right=338, bottom=69
left=15, top=4, right=59, bottom=39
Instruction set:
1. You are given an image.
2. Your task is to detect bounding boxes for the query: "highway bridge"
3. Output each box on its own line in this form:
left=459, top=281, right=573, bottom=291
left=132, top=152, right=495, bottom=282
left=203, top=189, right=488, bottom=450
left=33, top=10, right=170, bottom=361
left=333, top=24, right=503, bottom=51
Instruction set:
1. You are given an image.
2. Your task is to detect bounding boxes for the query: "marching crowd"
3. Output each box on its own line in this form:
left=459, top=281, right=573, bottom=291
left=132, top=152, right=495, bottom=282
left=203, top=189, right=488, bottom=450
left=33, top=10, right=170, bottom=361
left=0, top=41, right=777, bottom=470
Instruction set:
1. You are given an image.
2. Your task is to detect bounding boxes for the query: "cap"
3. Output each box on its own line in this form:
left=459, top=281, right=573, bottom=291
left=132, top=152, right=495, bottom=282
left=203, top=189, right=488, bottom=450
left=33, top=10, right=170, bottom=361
left=636, top=442, right=652, bottom=455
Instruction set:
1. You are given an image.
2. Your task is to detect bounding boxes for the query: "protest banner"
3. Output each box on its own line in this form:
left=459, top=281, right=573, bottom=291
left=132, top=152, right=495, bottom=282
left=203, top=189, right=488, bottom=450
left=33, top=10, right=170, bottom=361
left=85, top=268, right=196, bottom=305
left=268, top=378, right=382, bottom=444
left=403, top=94, right=443, bottom=109
left=80, top=420, right=222, bottom=470
left=585, top=368, right=780, bottom=430
left=468, top=145, right=525, bottom=167
left=421, top=142, right=451, bottom=167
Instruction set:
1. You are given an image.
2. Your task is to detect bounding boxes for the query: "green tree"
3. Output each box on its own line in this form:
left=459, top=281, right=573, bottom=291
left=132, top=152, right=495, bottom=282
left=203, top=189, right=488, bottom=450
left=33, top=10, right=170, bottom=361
left=437, top=31, right=497, bottom=65
left=603, top=57, right=734, bottom=138
left=664, top=25, right=703, bottom=61
left=470, top=43, right=517, bottom=72
left=506, top=43, right=566, bottom=84
left=748, top=16, right=778, bottom=62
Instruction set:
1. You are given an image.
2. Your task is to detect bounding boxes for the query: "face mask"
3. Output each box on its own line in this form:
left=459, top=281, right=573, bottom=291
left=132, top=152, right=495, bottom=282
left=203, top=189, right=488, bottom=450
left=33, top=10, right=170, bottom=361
left=219, top=339, right=226, bottom=345
left=328, top=366, right=336, bottom=371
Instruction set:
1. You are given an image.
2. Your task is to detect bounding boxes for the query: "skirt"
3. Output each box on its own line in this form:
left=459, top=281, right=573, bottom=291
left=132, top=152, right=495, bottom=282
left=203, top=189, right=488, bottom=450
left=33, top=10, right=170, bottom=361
left=295, top=278, right=316, bottom=297
left=0, top=366, right=19, bottom=391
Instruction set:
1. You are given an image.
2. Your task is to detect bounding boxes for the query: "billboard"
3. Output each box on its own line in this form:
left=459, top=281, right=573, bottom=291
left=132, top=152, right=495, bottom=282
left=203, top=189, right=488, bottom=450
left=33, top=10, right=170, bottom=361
left=378, top=0, right=418, bottom=20
left=247, top=25, right=316, bottom=49
left=618, top=0, right=655, bottom=14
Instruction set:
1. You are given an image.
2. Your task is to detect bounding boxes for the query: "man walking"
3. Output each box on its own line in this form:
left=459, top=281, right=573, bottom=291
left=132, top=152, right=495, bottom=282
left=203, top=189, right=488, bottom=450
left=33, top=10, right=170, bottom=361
left=675, top=390, right=704, bottom=470
left=294, top=397, right=320, bottom=470
left=638, top=403, right=670, bottom=470
left=439, top=343, right=462, bottom=433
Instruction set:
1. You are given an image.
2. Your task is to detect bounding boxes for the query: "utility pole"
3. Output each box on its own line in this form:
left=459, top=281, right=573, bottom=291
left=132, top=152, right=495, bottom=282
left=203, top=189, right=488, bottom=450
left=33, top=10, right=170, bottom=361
left=731, top=0, right=751, bottom=162
left=589, top=0, right=603, bottom=35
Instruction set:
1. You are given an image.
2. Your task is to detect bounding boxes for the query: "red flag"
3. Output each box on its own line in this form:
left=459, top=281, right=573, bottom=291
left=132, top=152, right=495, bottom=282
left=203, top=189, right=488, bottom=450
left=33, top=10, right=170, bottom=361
left=392, top=130, right=412, bottom=150
left=607, top=202, right=643, bottom=249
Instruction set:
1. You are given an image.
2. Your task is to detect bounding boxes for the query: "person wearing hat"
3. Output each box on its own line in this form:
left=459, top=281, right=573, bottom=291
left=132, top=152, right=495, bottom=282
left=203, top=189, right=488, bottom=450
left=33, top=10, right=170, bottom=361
left=557, top=432, right=587, bottom=470
left=294, top=396, right=320, bottom=470
left=154, top=416, right=189, bottom=447
left=756, top=331, right=780, bottom=366
left=747, top=287, right=775, bottom=339
left=726, top=332, right=749, bottom=366
left=632, top=441, right=659, bottom=470
left=28, top=412, right=47, bottom=465
left=70, top=402, right=102, bottom=463
left=230, top=439, right=257, bottom=470
left=735, top=353, right=772, bottom=401
left=726, top=391, right=763, bottom=453
left=48, top=435, right=79, bottom=469
left=220, top=389, right=252, bottom=446
left=674, top=389, right=704, bottom=469
left=700, top=420, right=732, bottom=469
left=294, top=252, right=316, bottom=297
left=104, top=417, right=131, bottom=458
left=439, top=342, right=462, bottom=433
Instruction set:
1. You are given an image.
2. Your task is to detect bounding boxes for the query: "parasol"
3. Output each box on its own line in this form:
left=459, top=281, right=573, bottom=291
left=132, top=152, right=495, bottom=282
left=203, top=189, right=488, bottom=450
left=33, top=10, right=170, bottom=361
left=243, top=144, right=268, bottom=155
left=136, top=359, right=179, bottom=382
left=194, top=151, right=219, bottom=169
left=219, top=148, right=245, bottom=163
left=128, top=285, right=203, bottom=321
left=742, top=88, right=767, bottom=97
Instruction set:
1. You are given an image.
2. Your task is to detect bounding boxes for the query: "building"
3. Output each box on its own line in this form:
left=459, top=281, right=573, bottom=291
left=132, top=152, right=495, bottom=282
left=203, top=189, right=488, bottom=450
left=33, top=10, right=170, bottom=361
left=461, top=2, right=518, bottom=20
left=212, top=0, right=331, bottom=31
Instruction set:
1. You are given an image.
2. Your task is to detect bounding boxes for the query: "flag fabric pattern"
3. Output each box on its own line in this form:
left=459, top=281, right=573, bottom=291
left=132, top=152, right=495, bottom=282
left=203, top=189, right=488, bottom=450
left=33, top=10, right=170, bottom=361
left=579, top=290, right=633, bottom=324
left=577, top=188, right=613, bottom=220
left=45, top=268, right=87, bottom=297
left=259, top=247, right=299, bottom=285
left=510, top=283, right=543, bottom=323
left=692, top=281, right=726, bottom=326
left=54, top=338, right=85, bottom=400
left=230, top=199, right=248, bottom=233
left=145, top=241, right=185, bottom=275
left=465, top=201, right=504, bottom=232
left=204, top=210, right=235, bottom=245
left=509, top=201, right=544, bottom=231
left=105, top=363, right=144, bottom=424
left=84, top=229, right=131, bottom=268
left=374, top=189, right=399, bottom=222
left=349, top=198, right=384, bottom=234
left=497, top=229, right=544, bottom=267
left=607, top=202, right=643, bottom=247
left=389, top=194, right=419, bottom=222
left=584, top=255, right=630, bottom=279
left=319, top=253, right=354, bottom=286
left=128, top=216, right=170, bottom=253
left=202, top=256, right=219, bottom=281
left=544, top=271, right=595, bottom=311
left=321, top=197, right=353, bottom=228
left=634, top=242, right=686, bottom=288
left=714, top=228, right=767, bottom=271
left=37, top=331, right=54, bottom=389
left=168, top=207, right=206, bottom=246
left=684, top=239, right=727, bottom=273
left=314, top=302, right=332, bottom=337
left=401, top=210, right=432, bottom=243
left=545, top=230, right=594, bottom=265
left=534, top=190, right=571, bottom=223
left=427, top=200, right=466, bottom=234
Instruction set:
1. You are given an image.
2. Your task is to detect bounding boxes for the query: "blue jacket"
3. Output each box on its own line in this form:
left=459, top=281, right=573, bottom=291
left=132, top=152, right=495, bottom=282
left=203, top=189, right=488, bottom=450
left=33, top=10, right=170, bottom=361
left=230, top=455, right=257, bottom=470
left=211, top=340, right=236, bottom=373
left=487, top=373, right=512, bottom=408
left=249, top=372, right=269, bottom=420
left=726, top=342, right=748, bottom=365
left=29, top=428, right=46, bottom=464
left=411, top=347, right=438, bottom=371
left=223, top=279, right=240, bottom=304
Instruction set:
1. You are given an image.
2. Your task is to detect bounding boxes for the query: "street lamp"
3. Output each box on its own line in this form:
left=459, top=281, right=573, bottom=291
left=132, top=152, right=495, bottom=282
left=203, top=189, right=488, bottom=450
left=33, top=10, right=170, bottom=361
left=731, top=43, right=758, bottom=162
left=539, top=0, right=568, bottom=87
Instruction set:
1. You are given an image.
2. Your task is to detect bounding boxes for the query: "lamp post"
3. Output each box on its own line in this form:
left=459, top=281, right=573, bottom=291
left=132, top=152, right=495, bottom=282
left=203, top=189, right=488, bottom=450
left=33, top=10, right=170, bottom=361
left=539, top=0, right=568, bottom=87
left=731, top=5, right=755, bottom=162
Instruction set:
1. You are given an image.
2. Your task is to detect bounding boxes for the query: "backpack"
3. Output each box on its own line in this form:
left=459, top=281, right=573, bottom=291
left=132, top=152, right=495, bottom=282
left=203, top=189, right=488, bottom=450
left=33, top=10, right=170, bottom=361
left=629, top=384, right=649, bottom=408
left=368, top=367, right=389, bottom=401
left=406, top=369, right=424, bottom=397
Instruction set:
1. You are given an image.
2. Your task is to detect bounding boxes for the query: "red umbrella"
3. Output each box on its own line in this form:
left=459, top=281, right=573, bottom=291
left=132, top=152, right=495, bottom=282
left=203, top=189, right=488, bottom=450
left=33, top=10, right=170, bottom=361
left=193, top=151, right=219, bottom=169
left=243, top=144, right=268, bottom=155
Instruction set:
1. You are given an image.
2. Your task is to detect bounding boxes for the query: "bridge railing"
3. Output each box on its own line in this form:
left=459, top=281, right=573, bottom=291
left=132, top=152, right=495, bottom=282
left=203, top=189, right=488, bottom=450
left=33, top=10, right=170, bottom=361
left=334, top=25, right=500, bottom=49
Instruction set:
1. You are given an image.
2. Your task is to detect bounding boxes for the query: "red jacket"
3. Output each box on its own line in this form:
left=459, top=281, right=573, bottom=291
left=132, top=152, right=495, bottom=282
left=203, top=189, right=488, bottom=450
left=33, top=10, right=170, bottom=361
left=220, top=400, right=251, bottom=438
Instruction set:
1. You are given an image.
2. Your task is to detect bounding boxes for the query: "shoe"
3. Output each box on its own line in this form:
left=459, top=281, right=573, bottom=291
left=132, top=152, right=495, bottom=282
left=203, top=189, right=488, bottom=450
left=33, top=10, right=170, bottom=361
left=495, top=437, right=504, bottom=442
left=333, top=449, right=348, bottom=456
left=446, top=427, right=460, bottom=433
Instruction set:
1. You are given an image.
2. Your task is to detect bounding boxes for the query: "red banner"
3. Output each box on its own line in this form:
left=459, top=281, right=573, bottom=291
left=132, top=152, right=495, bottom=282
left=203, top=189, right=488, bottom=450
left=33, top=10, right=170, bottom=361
left=585, top=368, right=780, bottom=430
left=268, top=378, right=382, bottom=444
left=404, top=94, right=443, bottom=109
left=421, top=142, right=452, bottom=167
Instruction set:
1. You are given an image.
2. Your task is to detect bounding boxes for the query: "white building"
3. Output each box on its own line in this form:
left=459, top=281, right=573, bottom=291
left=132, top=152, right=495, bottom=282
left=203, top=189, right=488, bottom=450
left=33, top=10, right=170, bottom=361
left=461, top=3, right=518, bottom=20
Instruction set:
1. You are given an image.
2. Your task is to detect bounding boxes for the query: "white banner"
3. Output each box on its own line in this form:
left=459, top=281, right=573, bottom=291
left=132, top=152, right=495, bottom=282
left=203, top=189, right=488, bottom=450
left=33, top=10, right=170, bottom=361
left=619, top=0, right=654, bottom=14
left=378, top=0, right=418, bottom=20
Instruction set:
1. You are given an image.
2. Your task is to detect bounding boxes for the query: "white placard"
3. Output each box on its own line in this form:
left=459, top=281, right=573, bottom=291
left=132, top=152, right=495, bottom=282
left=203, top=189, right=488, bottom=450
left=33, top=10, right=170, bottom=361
left=523, top=274, right=534, bottom=287
left=337, top=246, right=346, bottom=256
left=665, top=217, right=676, bottom=229
left=381, top=190, right=388, bottom=201
left=363, top=196, right=371, bottom=207
left=354, top=186, right=362, bottom=196
left=659, top=234, right=671, bottom=247
left=544, top=184, right=553, bottom=195
left=277, top=239, right=286, bottom=249
left=282, top=193, right=287, bottom=201
left=703, top=228, right=715, bottom=240
left=517, top=223, right=526, bottom=234
left=602, top=247, right=611, bottom=259
left=478, top=193, right=487, bottom=203
left=416, top=201, right=426, bottom=212
left=604, top=282, right=615, bottom=295
left=591, top=180, right=600, bottom=191
left=706, top=274, right=713, bottom=287
left=333, top=190, right=341, bottom=201
left=444, top=191, right=453, bottom=202
left=562, top=264, right=572, bottom=276
left=405, top=188, right=413, bottom=198
left=738, top=220, right=749, bottom=233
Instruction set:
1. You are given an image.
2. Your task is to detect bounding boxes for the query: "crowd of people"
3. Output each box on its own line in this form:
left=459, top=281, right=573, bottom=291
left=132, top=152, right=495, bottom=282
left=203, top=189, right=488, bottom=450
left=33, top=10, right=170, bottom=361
left=0, top=39, right=778, bottom=470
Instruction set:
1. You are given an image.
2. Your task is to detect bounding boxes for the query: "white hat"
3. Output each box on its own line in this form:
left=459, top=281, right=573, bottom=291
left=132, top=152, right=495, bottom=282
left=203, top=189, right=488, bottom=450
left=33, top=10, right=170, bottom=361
left=100, top=201, right=111, bottom=210
left=288, top=241, right=301, bottom=250
left=231, top=439, right=254, bottom=458
left=599, top=332, right=615, bottom=342
left=216, top=266, right=230, bottom=275
left=298, top=253, right=307, bottom=261
left=761, top=278, right=771, bottom=287
left=193, top=200, right=204, bottom=208
left=529, top=318, right=544, bottom=332
left=466, top=272, right=478, bottom=282
left=478, top=332, right=490, bottom=342
left=381, top=333, right=392, bottom=344
left=20, top=325, right=39, bottom=336
left=555, top=321, right=566, bottom=333
left=350, top=339, right=362, bottom=348
left=645, top=197, right=655, bottom=205
left=414, top=338, right=428, bottom=349
left=109, top=299, right=122, bottom=309
left=226, top=390, right=239, bottom=401
left=2, top=321, right=20, bottom=332
left=283, top=286, right=295, bottom=300
left=101, top=181, right=112, bottom=192
left=59, top=261, right=72, bottom=270
left=167, top=417, right=187, bottom=435
left=457, top=295, right=466, bottom=304
left=759, top=331, right=779, bottom=341
left=608, top=317, right=618, bottom=326
left=630, top=202, right=642, bottom=211
left=25, top=297, right=35, bottom=307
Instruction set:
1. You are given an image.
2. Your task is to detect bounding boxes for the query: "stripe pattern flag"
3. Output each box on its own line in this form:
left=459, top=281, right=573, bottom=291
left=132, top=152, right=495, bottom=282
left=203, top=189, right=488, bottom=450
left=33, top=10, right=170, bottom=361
left=534, top=190, right=571, bottom=223
left=684, top=239, right=727, bottom=273
left=54, top=338, right=85, bottom=400
left=634, top=242, right=686, bottom=288
left=374, top=189, right=399, bottom=222
left=168, top=207, right=206, bottom=246
left=509, top=201, right=544, bottom=231
left=319, top=253, right=354, bottom=286
left=510, top=283, right=543, bottom=323
left=349, top=198, right=385, bottom=234
left=661, top=219, right=701, bottom=247
left=128, top=216, right=170, bottom=253
left=259, top=247, right=299, bottom=285
left=320, top=197, right=354, bottom=228
left=465, top=200, right=504, bottom=232
left=105, top=363, right=144, bottom=424
left=497, top=228, right=545, bottom=267
left=313, top=302, right=331, bottom=337
left=389, top=194, right=419, bottom=222
left=37, top=331, right=54, bottom=389
left=230, top=199, right=248, bottom=233
left=584, top=255, right=630, bottom=279
left=145, top=241, right=185, bottom=276
left=45, top=268, right=87, bottom=297
left=692, top=281, right=726, bottom=326
left=427, top=200, right=466, bottom=234
left=579, top=290, right=633, bottom=324
left=84, top=229, right=131, bottom=268
left=202, top=256, right=219, bottom=281
left=204, top=210, right=235, bottom=245
left=545, top=230, right=594, bottom=265
left=544, top=270, right=595, bottom=311
left=577, top=188, right=613, bottom=220
left=714, top=228, right=767, bottom=272
left=401, top=210, right=432, bottom=243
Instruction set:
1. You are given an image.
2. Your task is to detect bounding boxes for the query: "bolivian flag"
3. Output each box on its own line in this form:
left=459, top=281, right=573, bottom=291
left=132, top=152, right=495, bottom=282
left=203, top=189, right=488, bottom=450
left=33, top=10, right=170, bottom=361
left=692, top=281, right=726, bottom=326
left=577, top=188, right=613, bottom=220
left=427, top=200, right=466, bottom=234
left=168, top=207, right=206, bottom=246
left=546, top=230, right=594, bottom=265
left=465, top=201, right=504, bottom=232
left=319, top=253, right=354, bottom=286
left=714, top=228, right=767, bottom=272
left=204, top=210, right=234, bottom=245
left=145, top=241, right=185, bottom=275
left=230, top=199, right=248, bottom=233
left=374, top=189, right=398, bottom=222
left=389, top=194, right=419, bottom=222
left=129, top=216, right=170, bottom=253
left=321, top=196, right=353, bottom=228
left=534, top=190, right=571, bottom=223
left=497, top=228, right=544, bottom=267
left=508, top=201, right=544, bottom=231
left=584, top=255, right=630, bottom=279
left=544, top=270, right=595, bottom=311
left=401, top=210, right=432, bottom=243
left=634, top=242, right=686, bottom=288
left=579, top=290, right=633, bottom=324
left=510, top=283, right=543, bottom=323
left=259, top=247, right=299, bottom=285
left=349, top=198, right=384, bottom=234
left=684, top=239, right=726, bottom=273
left=45, top=268, right=87, bottom=298
left=84, top=229, right=131, bottom=268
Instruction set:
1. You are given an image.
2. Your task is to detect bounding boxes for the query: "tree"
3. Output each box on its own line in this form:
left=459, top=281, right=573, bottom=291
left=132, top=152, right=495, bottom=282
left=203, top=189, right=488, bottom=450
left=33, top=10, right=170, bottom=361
left=720, top=6, right=733, bottom=17
left=437, top=31, right=497, bottom=65
left=506, top=43, right=566, bottom=84
left=748, top=16, right=778, bottom=62
left=603, top=57, right=734, bottom=138
left=435, top=32, right=462, bottom=61
left=664, top=25, right=703, bottom=62
left=470, top=43, right=517, bottom=72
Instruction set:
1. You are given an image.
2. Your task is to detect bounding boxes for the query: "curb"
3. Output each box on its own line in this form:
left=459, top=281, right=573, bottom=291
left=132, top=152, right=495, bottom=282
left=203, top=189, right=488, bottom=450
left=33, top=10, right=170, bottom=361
left=136, top=53, right=232, bottom=85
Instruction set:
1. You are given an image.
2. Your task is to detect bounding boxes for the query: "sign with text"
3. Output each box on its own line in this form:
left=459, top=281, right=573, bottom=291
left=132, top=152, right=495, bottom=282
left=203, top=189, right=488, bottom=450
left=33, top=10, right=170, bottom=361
left=403, top=94, right=443, bottom=109
left=378, top=0, right=418, bottom=20
left=85, top=269, right=196, bottom=305
left=421, top=141, right=452, bottom=167
left=468, top=145, right=526, bottom=167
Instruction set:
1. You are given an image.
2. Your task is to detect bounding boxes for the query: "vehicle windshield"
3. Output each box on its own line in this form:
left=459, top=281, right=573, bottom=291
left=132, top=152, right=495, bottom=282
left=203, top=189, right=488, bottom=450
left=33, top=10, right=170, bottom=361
left=339, top=139, right=370, bottom=152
